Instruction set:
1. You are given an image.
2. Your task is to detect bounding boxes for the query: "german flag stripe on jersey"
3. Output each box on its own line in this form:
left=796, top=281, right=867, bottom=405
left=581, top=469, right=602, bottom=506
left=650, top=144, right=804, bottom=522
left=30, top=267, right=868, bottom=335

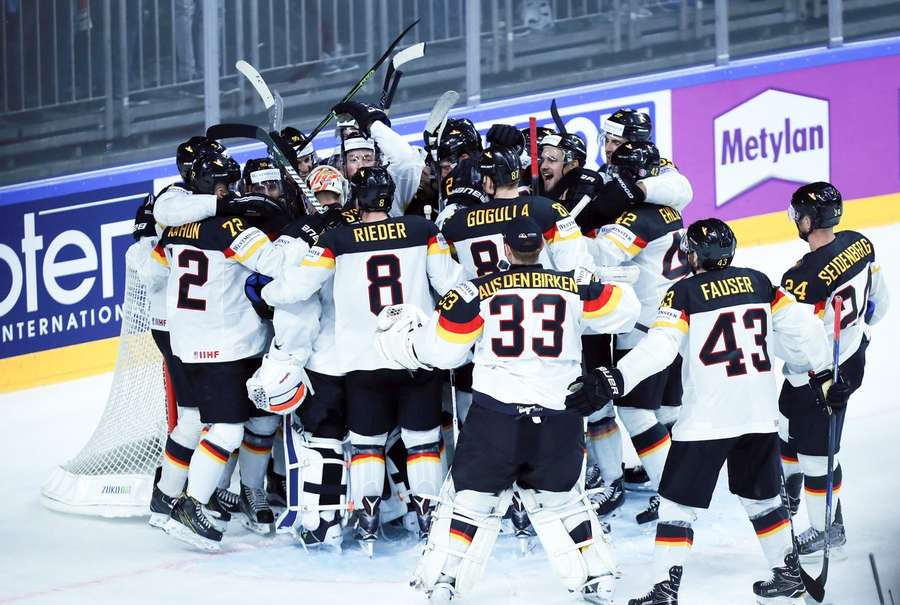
left=543, top=224, right=582, bottom=244
left=199, top=439, right=231, bottom=464
left=813, top=300, right=827, bottom=318
left=152, top=244, right=168, bottom=266
left=655, top=522, right=694, bottom=547
left=605, top=232, right=648, bottom=257
left=437, top=314, right=484, bottom=344
left=652, top=309, right=690, bottom=333
left=302, top=246, right=336, bottom=269
left=427, top=235, right=449, bottom=256
left=224, top=236, right=267, bottom=263
left=583, top=285, right=622, bottom=319
left=771, top=288, right=794, bottom=315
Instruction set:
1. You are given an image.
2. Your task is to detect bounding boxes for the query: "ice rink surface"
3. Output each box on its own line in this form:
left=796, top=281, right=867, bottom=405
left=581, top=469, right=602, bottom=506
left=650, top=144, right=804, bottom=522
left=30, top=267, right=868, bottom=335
left=1, top=224, right=898, bottom=605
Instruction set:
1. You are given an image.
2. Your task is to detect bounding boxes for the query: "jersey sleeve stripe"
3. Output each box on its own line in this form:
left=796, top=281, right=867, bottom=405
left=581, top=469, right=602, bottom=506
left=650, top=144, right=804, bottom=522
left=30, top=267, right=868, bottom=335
left=427, top=235, right=450, bottom=256
left=437, top=314, right=484, bottom=344
left=152, top=245, right=168, bottom=266
left=582, top=284, right=622, bottom=318
left=813, top=300, right=826, bottom=318
left=224, top=236, right=267, bottom=263
left=543, top=224, right=581, bottom=244
left=770, top=288, right=794, bottom=315
left=651, top=310, right=689, bottom=333
left=301, top=247, right=336, bottom=269
left=604, top=233, right=647, bottom=257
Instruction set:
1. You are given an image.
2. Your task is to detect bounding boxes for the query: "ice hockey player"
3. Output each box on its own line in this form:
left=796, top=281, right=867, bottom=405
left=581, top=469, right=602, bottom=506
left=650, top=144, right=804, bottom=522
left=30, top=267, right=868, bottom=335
left=566, top=218, right=845, bottom=604
left=152, top=135, right=286, bottom=228
left=128, top=193, right=208, bottom=530
left=261, top=166, right=463, bottom=555
left=778, top=182, right=890, bottom=558
left=332, top=100, right=425, bottom=214
left=281, top=126, right=319, bottom=180
left=373, top=216, right=640, bottom=604
left=431, top=117, right=483, bottom=182
left=144, top=149, right=291, bottom=550
left=580, top=141, right=689, bottom=519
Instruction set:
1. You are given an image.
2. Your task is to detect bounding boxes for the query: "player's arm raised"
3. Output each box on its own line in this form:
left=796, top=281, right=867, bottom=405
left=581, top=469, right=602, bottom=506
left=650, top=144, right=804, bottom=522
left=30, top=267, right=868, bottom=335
left=153, top=184, right=218, bottom=227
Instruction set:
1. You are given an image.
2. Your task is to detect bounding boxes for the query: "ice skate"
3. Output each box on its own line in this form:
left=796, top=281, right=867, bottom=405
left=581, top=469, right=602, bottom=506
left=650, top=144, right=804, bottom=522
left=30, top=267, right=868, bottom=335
left=203, top=492, right=232, bottom=532
left=593, top=477, right=625, bottom=517
left=579, top=573, right=615, bottom=604
left=354, top=496, right=381, bottom=557
left=148, top=484, right=178, bottom=529
left=797, top=503, right=846, bottom=560
left=628, top=565, right=681, bottom=604
left=624, top=464, right=653, bottom=492
left=752, top=552, right=806, bottom=603
left=412, top=495, right=433, bottom=541
left=510, top=492, right=537, bottom=555
left=297, top=517, right=344, bottom=550
left=636, top=494, right=660, bottom=524
left=166, top=495, right=223, bottom=552
left=215, top=486, right=240, bottom=515
left=239, top=483, right=275, bottom=535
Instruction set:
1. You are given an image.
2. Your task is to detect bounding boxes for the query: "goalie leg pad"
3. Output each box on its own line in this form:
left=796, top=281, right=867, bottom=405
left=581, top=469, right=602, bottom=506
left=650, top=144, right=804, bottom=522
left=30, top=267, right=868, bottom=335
left=517, top=485, right=616, bottom=593
left=412, top=480, right=510, bottom=596
left=239, top=415, right=279, bottom=490
left=299, top=435, right=348, bottom=530
left=349, top=431, right=388, bottom=508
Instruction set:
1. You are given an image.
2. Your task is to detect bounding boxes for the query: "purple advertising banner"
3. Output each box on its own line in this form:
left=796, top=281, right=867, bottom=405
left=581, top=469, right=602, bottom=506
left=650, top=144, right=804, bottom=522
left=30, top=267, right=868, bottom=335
left=673, top=53, right=900, bottom=225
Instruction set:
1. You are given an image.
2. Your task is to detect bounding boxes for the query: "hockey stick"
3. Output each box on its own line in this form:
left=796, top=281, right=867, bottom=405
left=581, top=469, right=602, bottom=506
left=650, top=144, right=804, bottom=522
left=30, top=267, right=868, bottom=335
left=236, top=60, right=283, bottom=133
left=550, top=99, right=567, bottom=134
left=301, top=19, right=419, bottom=151
left=798, top=295, right=843, bottom=603
left=569, top=194, right=591, bottom=219
left=207, top=123, right=326, bottom=214
left=379, top=42, right=426, bottom=110
left=423, top=90, right=460, bottom=210
left=529, top=116, right=541, bottom=197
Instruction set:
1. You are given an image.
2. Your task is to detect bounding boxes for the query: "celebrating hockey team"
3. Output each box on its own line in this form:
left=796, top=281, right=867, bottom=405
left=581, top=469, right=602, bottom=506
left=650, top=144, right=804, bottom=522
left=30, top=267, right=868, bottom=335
left=119, top=46, right=892, bottom=605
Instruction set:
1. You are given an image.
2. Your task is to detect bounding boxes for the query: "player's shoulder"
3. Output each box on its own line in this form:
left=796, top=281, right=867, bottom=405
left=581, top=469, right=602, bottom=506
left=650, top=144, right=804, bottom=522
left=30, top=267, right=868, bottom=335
left=610, top=203, right=683, bottom=240
left=668, top=265, right=771, bottom=312
left=657, top=157, right=679, bottom=174
left=278, top=217, right=320, bottom=246
left=162, top=215, right=251, bottom=250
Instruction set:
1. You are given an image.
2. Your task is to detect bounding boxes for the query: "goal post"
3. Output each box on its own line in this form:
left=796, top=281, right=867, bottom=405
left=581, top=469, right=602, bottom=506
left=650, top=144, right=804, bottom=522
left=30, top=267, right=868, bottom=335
left=40, top=259, right=175, bottom=517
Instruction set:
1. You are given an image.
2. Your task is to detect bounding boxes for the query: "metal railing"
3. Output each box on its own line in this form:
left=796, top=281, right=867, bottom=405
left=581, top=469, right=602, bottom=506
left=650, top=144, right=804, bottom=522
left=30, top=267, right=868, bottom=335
left=1, top=0, right=898, bottom=183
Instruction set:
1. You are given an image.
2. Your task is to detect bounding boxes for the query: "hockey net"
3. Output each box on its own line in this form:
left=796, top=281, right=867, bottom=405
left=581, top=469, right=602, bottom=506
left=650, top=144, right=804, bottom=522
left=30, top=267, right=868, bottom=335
left=40, top=260, right=175, bottom=517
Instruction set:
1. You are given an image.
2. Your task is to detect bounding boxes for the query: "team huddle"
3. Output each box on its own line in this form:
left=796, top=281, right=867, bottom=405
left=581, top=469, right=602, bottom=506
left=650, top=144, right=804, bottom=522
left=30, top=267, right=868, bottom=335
left=126, top=99, right=890, bottom=605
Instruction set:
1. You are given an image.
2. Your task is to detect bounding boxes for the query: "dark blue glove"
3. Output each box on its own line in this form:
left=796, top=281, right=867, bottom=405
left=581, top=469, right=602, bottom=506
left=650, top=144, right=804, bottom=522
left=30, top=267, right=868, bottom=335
left=565, top=366, right=624, bottom=416
left=245, top=273, right=274, bottom=320
left=332, top=101, right=390, bottom=136
left=132, top=193, right=156, bottom=241
left=865, top=299, right=876, bottom=324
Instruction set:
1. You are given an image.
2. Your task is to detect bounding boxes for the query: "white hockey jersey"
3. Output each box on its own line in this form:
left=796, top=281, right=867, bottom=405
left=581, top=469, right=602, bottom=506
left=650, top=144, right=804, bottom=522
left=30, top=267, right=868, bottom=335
left=263, top=215, right=463, bottom=373
left=152, top=216, right=282, bottom=363
left=587, top=204, right=688, bottom=348
left=414, top=265, right=640, bottom=410
left=616, top=266, right=831, bottom=441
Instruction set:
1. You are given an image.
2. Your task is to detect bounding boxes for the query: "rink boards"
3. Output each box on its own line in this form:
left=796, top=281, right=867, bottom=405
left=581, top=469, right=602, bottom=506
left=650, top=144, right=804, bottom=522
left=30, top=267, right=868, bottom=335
left=1, top=37, right=898, bottom=391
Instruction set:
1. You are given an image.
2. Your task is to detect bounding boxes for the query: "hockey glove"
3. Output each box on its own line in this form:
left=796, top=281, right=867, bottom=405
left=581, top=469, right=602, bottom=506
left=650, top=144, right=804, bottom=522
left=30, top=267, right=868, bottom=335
left=565, top=366, right=625, bottom=416
left=332, top=101, right=389, bottom=137
left=808, top=369, right=851, bottom=410
left=218, top=193, right=284, bottom=220
left=374, top=304, right=432, bottom=370
left=599, top=174, right=646, bottom=221
left=132, top=193, right=157, bottom=241
left=245, top=273, right=274, bottom=320
left=486, top=124, right=524, bottom=149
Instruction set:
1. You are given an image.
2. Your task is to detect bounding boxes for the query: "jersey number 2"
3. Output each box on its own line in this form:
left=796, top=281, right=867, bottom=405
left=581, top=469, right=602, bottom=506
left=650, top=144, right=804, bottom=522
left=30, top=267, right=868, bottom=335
left=699, top=309, right=771, bottom=376
left=176, top=249, right=209, bottom=311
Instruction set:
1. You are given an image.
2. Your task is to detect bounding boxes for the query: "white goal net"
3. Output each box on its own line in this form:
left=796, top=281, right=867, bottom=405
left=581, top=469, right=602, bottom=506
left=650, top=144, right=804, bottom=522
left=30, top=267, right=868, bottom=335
left=41, top=261, right=173, bottom=517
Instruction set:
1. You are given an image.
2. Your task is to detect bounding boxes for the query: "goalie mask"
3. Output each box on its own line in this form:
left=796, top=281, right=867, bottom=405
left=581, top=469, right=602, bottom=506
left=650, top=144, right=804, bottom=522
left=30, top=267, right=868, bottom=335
left=246, top=352, right=314, bottom=416
left=307, top=165, right=350, bottom=208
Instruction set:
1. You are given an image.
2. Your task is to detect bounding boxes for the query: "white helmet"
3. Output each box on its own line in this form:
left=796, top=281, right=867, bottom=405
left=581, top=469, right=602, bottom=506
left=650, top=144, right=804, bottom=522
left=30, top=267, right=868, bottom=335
left=306, top=164, right=349, bottom=207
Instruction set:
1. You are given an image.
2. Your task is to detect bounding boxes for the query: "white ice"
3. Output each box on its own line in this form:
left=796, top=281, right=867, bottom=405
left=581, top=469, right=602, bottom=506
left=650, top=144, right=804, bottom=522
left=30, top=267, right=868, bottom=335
left=2, top=224, right=899, bottom=605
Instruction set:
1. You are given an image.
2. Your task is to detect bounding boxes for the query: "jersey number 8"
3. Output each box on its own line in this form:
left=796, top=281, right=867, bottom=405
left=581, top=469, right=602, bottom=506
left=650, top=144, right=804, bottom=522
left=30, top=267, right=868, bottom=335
left=366, top=254, right=403, bottom=315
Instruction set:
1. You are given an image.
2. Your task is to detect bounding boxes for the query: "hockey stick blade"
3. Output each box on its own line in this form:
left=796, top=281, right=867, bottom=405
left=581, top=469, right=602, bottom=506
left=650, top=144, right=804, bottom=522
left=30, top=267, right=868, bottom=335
left=392, top=41, right=426, bottom=69
left=550, top=99, right=567, bottom=135
left=236, top=60, right=275, bottom=109
left=383, top=42, right=426, bottom=109
left=305, top=19, right=419, bottom=146
left=426, top=90, right=459, bottom=135
left=270, top=90, right=284, bottom=133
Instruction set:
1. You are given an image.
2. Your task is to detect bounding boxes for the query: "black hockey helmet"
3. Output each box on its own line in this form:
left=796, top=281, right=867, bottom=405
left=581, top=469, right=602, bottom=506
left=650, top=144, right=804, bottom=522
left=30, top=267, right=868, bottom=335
left=540, top=131, right=587, bottom=166
left=603, top=109, right=652, bottom=142
left=789, top=182, right=843, bottom=232
left=610, top=141, right=661, bottom=180
left=437, top=118, right=482, bottom=163
left=350, top=165, right=395, bottom=212
left=176, top=136, right=226, bottom=181
left=189, top=150, right=240, bottom=194
left=281, top=126, right=317, bottom=161
left=241, top=157, right=285, bottom=198
left=478, top=146, right=521, bottom=187
left=681, top=218, right=737, bottom=271
left=443, top=158, right=488, bottom=206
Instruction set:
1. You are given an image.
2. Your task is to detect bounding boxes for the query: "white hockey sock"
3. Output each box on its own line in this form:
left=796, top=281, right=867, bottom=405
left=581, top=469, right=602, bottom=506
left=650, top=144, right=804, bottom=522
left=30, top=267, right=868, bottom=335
left=349, top=431, right=388, bottom=507
left=587, top=414, right=623, bottom=483
left=652, top=498, right=698, bottom=584
left=743, top=496, right=792, bottom=568
left=187, top=423, right=244, bottom=504
left=620, top=407, right=670, bottom=488
left=402, top=427, right=443, bottom=499
left=217, top=450, right=238, bottom=490
left=799, top=454, right=842, bottom=531
left=158, top=407, right=203, bottom=497
left=239, top=421, right=278, bottom=490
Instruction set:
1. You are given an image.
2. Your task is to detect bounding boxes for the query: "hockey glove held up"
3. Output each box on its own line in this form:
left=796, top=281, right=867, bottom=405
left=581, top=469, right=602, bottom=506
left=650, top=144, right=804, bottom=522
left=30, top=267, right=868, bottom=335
left=217, top=193, right=284, bottom=220
left=332, top=101, right=389, bottom=136
left=486, top=124, right=524, bottom=149
left=565, top=366, right=625, bottom=416
left=808, top=369, right=852, bottom=411
left=599, top=174, right=646, bottom=221
left=132, top=194, right=157, bottom=241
